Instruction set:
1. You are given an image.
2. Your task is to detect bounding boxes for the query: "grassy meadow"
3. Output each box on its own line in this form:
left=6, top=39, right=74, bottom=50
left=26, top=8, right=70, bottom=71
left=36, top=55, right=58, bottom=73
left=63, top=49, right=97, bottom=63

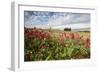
left=24, top=27, right=90, bottom=61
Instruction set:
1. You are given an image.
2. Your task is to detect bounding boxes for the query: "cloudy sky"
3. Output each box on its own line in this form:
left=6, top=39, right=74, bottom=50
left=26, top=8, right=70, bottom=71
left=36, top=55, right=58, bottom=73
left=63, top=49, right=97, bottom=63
left=24, top=11, right=90, bottom=29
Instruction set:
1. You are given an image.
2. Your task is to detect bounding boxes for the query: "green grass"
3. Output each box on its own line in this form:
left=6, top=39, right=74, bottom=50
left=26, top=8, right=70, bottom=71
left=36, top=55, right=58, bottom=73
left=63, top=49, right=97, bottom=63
left=24, top=28, right=90, bottom=61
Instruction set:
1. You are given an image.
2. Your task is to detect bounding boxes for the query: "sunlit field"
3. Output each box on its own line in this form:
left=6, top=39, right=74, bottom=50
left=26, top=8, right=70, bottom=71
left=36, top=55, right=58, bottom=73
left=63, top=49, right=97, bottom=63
left=24, top=27, right=90, bottom=61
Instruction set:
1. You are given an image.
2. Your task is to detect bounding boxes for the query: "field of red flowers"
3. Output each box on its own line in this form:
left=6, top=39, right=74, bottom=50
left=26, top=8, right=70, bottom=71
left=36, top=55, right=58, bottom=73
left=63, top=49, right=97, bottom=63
left=24, top=27, right=90, bottom=61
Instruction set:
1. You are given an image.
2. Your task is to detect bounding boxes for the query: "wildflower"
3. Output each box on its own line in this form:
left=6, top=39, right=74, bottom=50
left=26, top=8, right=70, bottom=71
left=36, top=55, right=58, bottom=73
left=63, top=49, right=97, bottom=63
left=41, top=45, right=48, bottom=49
left=70, top=33, right=75, bottom=39
left=85, top=37, right=90, bottom=48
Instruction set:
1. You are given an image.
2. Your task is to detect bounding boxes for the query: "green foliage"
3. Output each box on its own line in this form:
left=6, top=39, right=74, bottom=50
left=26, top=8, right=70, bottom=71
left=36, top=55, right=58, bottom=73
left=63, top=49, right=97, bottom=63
left=24, top=28, right=90, bottom=61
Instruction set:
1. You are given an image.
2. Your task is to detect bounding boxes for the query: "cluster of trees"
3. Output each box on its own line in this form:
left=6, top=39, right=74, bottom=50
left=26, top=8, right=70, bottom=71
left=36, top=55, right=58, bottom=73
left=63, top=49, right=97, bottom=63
left=64, top=28, right=71, bottom=31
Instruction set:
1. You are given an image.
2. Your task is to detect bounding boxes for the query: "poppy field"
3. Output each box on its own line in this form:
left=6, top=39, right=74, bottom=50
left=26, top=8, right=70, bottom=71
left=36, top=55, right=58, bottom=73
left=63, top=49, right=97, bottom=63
left=24, top=27, right=90, bottom=61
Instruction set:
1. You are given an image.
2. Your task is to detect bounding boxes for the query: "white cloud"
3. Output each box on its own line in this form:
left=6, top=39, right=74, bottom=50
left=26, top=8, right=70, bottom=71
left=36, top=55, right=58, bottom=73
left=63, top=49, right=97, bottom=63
left=47, top=13, right=74, bottom=26
left=24, top=11, right=90, bottom=29
left=47, top=13, right=90, bottom=27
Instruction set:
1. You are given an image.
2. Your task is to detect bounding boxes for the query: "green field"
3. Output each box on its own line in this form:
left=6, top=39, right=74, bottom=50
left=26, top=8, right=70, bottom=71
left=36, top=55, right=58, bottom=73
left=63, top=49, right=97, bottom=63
left=24, top=28, right=90, bottom=61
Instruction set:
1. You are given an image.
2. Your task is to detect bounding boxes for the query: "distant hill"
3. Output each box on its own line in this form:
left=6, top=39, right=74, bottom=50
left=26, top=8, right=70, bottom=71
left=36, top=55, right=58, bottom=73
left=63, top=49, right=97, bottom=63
left=25, top=23, right=90, bottom=31
left=72, top=28, right=90, bottom=31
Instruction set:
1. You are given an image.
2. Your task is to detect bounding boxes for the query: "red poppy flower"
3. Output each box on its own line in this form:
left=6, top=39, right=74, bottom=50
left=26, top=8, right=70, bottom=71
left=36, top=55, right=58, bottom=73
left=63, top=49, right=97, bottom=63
left=70, top=33, right=75, bottom=39
left=85, top=37, right=90, bottom=48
